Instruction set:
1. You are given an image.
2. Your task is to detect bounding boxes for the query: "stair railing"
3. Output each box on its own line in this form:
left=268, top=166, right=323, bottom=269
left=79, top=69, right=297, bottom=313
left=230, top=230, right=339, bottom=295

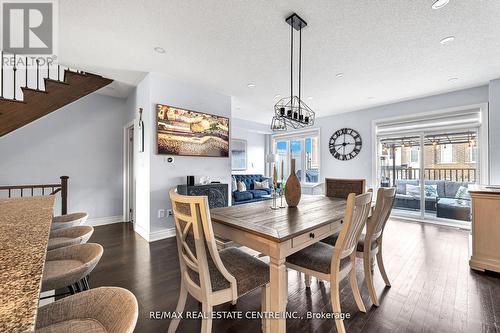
left=0, top=50, right=78, bottom=101
left=0, top=176, right=69, bottom=215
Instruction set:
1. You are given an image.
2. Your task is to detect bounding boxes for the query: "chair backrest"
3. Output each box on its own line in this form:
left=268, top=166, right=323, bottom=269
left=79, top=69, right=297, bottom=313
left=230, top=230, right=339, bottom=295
left=367, top=187, right=396, bottom=242
left=332, top=192, right=373, bottom=262
left=325, top=178, right=366, bottom=199
left=169, top=189, right=236, bottom=300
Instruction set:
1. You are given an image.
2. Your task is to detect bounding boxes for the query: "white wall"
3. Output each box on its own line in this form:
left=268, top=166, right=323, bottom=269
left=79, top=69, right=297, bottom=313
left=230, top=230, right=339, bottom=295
left=313, top=86, right=489, bottom=188
left=488, top=79, right=500, bottom=185
left=0, top=93, right=127, bottom=219
left=231, top=118, right=269, bottom=176
left=130, top=73, right=232, bottom=238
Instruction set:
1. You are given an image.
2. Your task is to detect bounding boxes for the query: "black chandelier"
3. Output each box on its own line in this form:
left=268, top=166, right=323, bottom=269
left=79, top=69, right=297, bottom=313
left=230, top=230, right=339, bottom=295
left=271, top=13, right=315, bottom=131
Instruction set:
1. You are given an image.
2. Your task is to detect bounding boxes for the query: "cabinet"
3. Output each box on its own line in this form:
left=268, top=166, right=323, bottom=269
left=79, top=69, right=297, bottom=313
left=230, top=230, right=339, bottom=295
left=177, top=183, right=229, bottom=208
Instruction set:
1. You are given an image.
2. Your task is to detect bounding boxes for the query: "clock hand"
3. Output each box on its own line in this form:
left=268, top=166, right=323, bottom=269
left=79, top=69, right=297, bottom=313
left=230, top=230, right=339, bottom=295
left=332, top=143, right=354, bottom=147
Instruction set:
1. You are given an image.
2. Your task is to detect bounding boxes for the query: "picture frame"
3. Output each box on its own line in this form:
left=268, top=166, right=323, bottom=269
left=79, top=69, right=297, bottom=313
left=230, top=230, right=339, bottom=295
left=231, top=139, right=247, bottom=170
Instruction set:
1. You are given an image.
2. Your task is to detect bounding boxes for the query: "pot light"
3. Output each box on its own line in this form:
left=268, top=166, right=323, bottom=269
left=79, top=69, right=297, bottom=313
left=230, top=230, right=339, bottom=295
left=336, top=73, right=344, bottom=78
left=448, top=77, right=459, bottom=82
left=307, top=96, right=313, bottom=100
left=247, top=83, right=256, bottom=88
left=440, top=36, right=455, bottom=44
left=154, top=47, right=166, bottom=54
left=432, top=0, right=449, bottom=9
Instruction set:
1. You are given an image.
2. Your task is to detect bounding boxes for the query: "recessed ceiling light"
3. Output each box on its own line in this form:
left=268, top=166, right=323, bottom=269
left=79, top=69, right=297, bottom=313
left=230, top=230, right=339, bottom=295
left=448, top=77, right=459, bottom=82
left=335, top=73, right=344, bottom=78
left=154, top=47, right=166, bottom=54
left=440, top=36, right=455, bottom=44
left=307, top=96, right=313, bottom=100
left=432, top=0, right=449, bottom=9
left=247, top=83, right=256, bottom=88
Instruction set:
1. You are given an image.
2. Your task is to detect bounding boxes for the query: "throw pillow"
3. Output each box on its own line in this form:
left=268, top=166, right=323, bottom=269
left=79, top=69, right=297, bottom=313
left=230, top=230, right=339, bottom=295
left=406, top=184, right=420, bottom=198
left=455, top=186, right=471, bottom=200
left=231, top=176, right=237, bottom=192
left=237, top=181, right=247, bottom=192
left=254, top=179, right=270, bottom=190
left=424, top=184, right=438, bottom=198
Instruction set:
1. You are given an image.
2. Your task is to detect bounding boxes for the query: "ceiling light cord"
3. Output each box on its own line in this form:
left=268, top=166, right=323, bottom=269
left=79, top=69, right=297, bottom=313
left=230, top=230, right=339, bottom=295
left=299, top=25, right=302, bottom=116
left=290, top=16, right=294, bottom=109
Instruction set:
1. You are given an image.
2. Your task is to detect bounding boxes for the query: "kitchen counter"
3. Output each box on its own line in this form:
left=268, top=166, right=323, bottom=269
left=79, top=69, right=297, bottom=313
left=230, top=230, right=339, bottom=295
left=0, top=196, right=55, bottom=332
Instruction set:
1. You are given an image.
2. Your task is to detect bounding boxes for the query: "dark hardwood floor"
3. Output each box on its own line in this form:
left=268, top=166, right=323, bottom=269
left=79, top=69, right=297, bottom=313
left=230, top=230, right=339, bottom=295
left=89, top=219, right=500, bottom=333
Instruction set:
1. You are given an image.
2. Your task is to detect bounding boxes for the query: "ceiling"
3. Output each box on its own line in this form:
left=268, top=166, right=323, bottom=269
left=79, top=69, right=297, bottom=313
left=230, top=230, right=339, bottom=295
left=59, top=0, right=500, bottom=123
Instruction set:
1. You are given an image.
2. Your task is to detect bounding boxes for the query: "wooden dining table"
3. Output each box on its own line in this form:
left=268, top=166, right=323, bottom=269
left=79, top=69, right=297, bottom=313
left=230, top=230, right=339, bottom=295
left=0, top=196, right=55, bottom=332
left=210, top=195, right=348, bottom=333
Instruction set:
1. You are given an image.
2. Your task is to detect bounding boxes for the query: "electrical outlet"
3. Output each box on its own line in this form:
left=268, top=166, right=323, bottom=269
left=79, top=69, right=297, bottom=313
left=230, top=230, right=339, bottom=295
left=158, top=209, right=165, bottom=218
left=167, top=209, right=173, bottom=216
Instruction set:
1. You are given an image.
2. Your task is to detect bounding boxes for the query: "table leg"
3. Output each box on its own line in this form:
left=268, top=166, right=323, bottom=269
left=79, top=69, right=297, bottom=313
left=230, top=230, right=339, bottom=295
left=269, top=256, right=287, bottom=333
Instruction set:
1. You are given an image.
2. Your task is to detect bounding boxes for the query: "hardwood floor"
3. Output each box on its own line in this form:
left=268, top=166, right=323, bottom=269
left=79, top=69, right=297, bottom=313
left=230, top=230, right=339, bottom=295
left=89, top=219, right=500, bottom=333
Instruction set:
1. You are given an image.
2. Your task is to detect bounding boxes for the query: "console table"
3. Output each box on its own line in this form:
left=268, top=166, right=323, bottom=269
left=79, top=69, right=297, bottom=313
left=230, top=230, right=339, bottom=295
left=177, top=183, right=229, bottom=208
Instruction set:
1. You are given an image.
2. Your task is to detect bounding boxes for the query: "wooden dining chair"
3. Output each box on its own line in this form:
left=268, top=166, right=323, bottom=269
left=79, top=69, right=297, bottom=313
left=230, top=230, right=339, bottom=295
left=324, top=187, right=396, bottom=306
left=286, top=192, right=373, bottom=333
left=168, top=189, right=270, bottom=333
left=325, top=178, right=366, bottom=199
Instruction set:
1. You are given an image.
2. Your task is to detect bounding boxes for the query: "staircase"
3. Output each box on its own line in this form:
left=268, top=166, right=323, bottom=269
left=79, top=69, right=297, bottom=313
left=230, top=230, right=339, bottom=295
left=0, top=52, right=112, bottom=137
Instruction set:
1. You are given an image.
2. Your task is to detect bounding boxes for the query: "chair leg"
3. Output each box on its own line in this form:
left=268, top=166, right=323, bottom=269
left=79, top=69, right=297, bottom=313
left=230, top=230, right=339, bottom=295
left=261, top=284, right=270, bottom=333
left=68, top=285, right=75, bottom=295
left=74, top=281, right=82, bottom=293
left=81, top=276, right=90, bottom=291
left=330, top=275, right=346, bottom=333
left=201, top=302, right=213, bottom=333
left=363, top=250, right=379, bottom=306
left=305, top=274, right=312, bottom=288
left=349, top=256, right=366, bottom=313
left=376, top=240, right=391, bottom=287
left=167, top=283, right=188, bottom=333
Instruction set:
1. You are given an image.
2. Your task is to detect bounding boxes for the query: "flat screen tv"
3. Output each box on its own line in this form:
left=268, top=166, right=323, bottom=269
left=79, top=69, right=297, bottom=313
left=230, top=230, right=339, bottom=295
left=156, top=104, right=229, bottom=157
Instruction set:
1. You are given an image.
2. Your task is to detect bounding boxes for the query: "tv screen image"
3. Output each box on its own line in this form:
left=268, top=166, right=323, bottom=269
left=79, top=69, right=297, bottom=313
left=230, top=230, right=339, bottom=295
left=156, top=104, right=229, bottom=157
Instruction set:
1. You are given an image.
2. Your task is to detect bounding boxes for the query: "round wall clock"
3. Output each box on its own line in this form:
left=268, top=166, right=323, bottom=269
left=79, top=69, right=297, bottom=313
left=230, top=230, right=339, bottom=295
left=329, top=128, right=362, bottom=160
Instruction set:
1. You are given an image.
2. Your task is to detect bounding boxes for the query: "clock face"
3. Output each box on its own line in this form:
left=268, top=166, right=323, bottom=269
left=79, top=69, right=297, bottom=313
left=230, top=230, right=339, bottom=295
left=329, top=128, right=362, bottom=160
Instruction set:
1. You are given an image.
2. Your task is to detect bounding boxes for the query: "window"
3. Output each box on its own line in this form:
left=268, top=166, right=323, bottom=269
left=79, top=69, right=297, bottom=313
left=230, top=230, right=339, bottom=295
left=440, top=144, right=453, bottom=163
left=468, top=146, right=478, bottom=163
left=273, top=130, right=320, bottom=184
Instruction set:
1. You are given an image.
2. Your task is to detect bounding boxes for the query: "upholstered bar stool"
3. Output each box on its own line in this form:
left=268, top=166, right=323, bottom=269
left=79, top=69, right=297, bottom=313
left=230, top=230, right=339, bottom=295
left=48, top=226, right=94, bottom=251
left=35, top=287, right=138, bottom=333
left=51, top=212, right=89, bottom=231
left=42, top=243, right=103, bottom=295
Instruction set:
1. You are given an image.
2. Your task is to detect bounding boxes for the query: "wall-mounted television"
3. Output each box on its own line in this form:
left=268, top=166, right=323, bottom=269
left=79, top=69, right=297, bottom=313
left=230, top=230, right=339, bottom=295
left=156, top=104, right=229, bottom=157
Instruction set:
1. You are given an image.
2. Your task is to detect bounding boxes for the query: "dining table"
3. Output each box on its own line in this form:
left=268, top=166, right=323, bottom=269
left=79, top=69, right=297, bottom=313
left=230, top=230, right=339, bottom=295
left=210, top=194, right=348, bottom=333
left=0, top=195, right=55, bottom=332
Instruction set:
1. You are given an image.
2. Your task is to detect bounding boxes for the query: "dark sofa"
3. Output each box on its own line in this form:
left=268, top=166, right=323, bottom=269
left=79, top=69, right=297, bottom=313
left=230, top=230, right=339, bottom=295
left=232, top=174, right=273, bottom=205
left=395, top=179, right=472, bottom=221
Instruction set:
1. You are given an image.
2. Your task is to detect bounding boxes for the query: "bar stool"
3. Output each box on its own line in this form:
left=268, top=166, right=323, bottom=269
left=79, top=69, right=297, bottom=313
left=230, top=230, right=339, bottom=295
left=51, top=212, right=88, bottom=231
left=47, top=225, right=94, bottom=251
left=42, top=243, right=103, bottom=296
left=35, top=287, right=138, bottom=333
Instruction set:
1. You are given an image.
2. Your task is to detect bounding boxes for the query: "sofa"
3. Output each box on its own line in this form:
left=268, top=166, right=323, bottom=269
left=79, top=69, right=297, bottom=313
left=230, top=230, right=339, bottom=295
left=232, top=174, right=274, bottom=205
left=395, top=179, right=472, bottom=221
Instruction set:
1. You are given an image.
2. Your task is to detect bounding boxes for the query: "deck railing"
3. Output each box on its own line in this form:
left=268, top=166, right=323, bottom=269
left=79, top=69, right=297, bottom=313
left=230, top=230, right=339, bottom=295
left=382, top=167, right=476, bottom=183
left=0, top=176, right=68, bottom=214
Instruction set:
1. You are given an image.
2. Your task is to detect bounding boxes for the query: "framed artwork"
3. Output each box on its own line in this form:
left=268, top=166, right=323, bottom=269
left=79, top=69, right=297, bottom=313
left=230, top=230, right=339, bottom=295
left=231, top=139, right=247, bottom=170
left=156, top=104, right=229, bottom=157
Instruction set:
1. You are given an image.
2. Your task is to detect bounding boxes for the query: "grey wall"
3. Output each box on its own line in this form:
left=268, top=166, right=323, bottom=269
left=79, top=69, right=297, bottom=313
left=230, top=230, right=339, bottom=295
left=0, top=93, right=127, bottom=218
left=489, top=79, right=500, bottom=184
left=313, top=85, right=489, bottom=187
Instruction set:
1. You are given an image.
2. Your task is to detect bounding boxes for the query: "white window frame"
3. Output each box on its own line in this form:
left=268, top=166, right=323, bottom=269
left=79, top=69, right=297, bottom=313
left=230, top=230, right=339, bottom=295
left=468, top=146, right=478, bottom=163
left=272, top=128, right=321, bottom=184
left=439, top=144, right=453, bottom=164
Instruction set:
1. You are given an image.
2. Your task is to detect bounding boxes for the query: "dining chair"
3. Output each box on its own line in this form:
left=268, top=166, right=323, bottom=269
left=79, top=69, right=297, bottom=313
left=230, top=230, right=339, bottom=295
left=323, top=187, right=396, bottom=306
left=286, top=192, right=373, bottom=333
left=51, top=212, right=89, bottom=231
left=47, top=225, right=94, bottom=251
left=168, top=189, right=270, bottom=333
left=325, top=178, right=366, bottom=199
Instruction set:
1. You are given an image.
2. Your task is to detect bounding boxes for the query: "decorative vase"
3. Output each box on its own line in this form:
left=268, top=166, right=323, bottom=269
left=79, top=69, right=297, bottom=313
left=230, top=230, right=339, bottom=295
left=285, top=159, right=301, bottom=207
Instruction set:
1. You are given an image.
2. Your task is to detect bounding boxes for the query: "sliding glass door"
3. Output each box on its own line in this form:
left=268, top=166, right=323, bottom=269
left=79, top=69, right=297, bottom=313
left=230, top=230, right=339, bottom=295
left=377, top=129, right=479, bottom=224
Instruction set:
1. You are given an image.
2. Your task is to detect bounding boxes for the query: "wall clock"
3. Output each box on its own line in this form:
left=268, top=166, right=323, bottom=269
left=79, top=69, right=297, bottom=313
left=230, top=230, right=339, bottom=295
left=329, top=128, right=362, bottom=160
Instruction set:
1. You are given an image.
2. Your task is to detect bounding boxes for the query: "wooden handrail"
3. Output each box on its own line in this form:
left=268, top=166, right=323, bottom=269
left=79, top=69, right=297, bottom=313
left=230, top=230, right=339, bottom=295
left=0, top=176, right=69, bottom=215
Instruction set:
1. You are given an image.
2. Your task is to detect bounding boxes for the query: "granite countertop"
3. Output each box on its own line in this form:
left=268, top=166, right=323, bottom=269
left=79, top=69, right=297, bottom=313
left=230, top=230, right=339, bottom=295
left=468, top=185, right=500, bottom=195
left=0, top=196, right=55, bottom=332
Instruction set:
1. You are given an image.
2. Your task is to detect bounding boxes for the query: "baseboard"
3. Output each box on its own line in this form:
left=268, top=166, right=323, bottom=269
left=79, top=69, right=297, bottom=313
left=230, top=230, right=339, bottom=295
left=86, top=215, right=124, bottom=227
left=133, top=224, right=150, bottom=242
left=149, top=227, right=176, bottom=242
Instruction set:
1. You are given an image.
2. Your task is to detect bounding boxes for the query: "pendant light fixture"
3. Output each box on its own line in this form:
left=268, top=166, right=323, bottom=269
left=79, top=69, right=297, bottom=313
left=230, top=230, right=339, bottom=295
left=271, top=13, right=315, bottom=131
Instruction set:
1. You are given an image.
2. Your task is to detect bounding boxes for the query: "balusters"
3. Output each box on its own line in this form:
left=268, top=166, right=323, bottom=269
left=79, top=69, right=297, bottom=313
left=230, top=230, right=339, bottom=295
left=25, top=57, right=28, bottom=88
left=47, top=61, right=50, bottom=80
left=1, top=51, right=3, bottom=98
left=57, top=65, right=60, bottom=81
